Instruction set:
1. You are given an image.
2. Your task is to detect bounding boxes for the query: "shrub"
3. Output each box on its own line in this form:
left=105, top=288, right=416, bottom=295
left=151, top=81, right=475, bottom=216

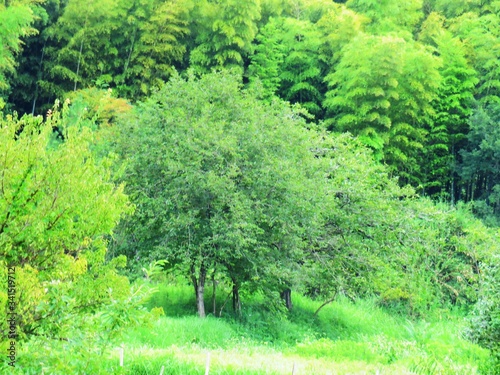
left=467, top=254, right=500, bottom=374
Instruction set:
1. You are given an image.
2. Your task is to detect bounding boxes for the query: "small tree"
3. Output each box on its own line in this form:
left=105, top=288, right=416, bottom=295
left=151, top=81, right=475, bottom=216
left=0, top=101, right=132, bottom=340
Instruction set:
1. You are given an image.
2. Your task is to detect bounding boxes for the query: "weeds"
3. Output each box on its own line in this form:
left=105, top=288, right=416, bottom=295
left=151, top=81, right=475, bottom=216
left=10, top=283, right=491, bottom=374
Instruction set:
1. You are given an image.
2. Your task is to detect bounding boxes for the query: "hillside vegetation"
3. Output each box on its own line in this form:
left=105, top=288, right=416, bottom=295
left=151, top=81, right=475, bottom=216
left=1, top=0, right=500, bottom=374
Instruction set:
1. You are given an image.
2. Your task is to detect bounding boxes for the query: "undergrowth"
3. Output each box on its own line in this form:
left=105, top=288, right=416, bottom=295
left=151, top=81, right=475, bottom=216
left=6, top=283, right=492, bottom=374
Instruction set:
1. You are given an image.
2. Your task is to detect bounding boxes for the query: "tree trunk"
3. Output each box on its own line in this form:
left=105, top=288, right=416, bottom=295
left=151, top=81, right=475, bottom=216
left=218, top=290, right=232, bottom=317
left=32, top=42, right=46, bottom=115
left=197, top=265, right=207, bottom=318
left=280, top=288, right=292, bottom=310
left=74, top=33, right=85, bottom=91
left=313, top=293, right=337, bottom=317
left=232, top=283, right=241, bottom=314
left=212, top=270, right=217, bottom=316
left=191, top=263, right=207, bottom=318
left=74, top=16, right=88, bottom=92
left=190, top=263, right=198, bottom=304
left=123, top=27, right=136, bottom=79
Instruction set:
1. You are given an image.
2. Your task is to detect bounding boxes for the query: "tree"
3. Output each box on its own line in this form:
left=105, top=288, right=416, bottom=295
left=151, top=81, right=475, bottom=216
left=346, top=0, right=424, bottom=36
left=247, top=17, right=286, bottom=100
left=430, top=0, right=500, bottom=18
left=316, top=4, right=365, bottom=68
left=6, top=0, right=67, bottom=115
left=0, top=0, right=38, bottom=106
left=295, top=134, right=484, bottom=316
left=324, top=33, right=441, bottom=185
left=418, top=12, right=478, bottom=200
left=302, top=134, right=412, bottom=310
left=459, top=103, right=500, bottom=224
left=248, top=16, right=324, bottom=118
left=114, top=71, right=326, bottom=317
left=449, top=12, right=500, bottom=104
left=47, top=0, right=126, bottom=92
left=112, top=0, right=192, bottom=99
left=277, top=17, right=324, bottom=118
left=0, top=101, right=132, bottom=340
left=189, top=0, right=261, bottom=73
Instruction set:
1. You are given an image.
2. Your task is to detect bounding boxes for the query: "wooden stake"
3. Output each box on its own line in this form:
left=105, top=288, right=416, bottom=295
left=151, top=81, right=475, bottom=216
left=205, top=352, right=211, bottom=375
left=119, top=346, right=124, bottom=367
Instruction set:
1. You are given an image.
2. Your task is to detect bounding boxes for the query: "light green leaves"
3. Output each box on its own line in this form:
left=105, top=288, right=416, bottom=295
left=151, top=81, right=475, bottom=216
left=0, top=2, right=37, bottom=91
left=0, top=102, right=131, bottom=339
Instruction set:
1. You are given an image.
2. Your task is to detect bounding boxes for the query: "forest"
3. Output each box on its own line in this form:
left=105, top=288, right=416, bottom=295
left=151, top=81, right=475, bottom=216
left=1, top=0, right=500, bottom=374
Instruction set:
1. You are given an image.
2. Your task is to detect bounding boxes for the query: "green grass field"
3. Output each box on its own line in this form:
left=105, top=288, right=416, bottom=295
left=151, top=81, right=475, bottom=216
left=10, top=283, right=492, bottom=374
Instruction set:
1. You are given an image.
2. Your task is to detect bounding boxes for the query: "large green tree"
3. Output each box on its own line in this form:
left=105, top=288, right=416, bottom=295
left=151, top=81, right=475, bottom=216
left=346, top=0, right=424, bottom=35
left=324, top=33, right=441, bottom=184
left=277, top=17, right=324, bottom=118
left=449, top=12, right=500, bottom=104
left=114, top=71, right=326, bottom=317
left=302, top=134, right=483, bottom=316
left=43, top=0, right=125, bottom=95
left=247, top=17, right=285, bottom=100
left=316, top=4, right=365, bottom=68
left=418, top=12, right=478, bottom=200
left=248, top=16, right=324, bottom=117
left=6, top=0, right=67, bottom=115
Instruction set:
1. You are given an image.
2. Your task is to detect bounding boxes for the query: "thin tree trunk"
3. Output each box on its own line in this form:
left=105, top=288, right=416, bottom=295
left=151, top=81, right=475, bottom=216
left=218, top=290, right=232, bottom=317
left=74, top=37, right=84, bottom=91
left=450, top=144, right=455, bottom=205
left=123, top=27, right=136, bottom=79
left=196, top=265, right=207, bottom=318
left=313, top=293, right=337, bottom=317
left=190, top=263, right=198, bottom=308
left=232, top=282, right=241, bottom=314
left=32, top=42, right=46, bottom=115
left=212, top=269, right=217, bottom=316
left=280, top=288, right=293, bottom=310
left=74, top=20, right=87, bottom=91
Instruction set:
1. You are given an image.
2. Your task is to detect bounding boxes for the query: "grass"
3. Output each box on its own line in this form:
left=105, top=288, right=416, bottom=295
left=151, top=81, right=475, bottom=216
left=119, top=285, right=489, bottom=374
left=9, top=283, right=492, bottom=374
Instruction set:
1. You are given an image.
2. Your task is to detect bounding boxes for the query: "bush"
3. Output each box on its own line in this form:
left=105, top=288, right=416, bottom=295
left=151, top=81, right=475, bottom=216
left=467, top=254, right=500, bottom=374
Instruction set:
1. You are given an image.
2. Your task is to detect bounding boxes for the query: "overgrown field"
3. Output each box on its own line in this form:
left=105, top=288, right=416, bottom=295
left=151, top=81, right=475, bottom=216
left=9, top=283, right=493, bottom=375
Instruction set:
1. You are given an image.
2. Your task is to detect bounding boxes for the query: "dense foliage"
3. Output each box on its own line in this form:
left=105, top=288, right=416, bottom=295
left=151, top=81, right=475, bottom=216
left=2, top=0, right=500, bottom=220
left=1, top=0, right=500, bottom=373
left=0, top=101, right=158, bottom=373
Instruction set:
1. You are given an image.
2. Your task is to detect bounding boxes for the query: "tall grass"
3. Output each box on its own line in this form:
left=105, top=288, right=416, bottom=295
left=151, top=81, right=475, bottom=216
left=10, top=282, right=491, bottom=374
left=138, top=283, right=490, bottom=373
